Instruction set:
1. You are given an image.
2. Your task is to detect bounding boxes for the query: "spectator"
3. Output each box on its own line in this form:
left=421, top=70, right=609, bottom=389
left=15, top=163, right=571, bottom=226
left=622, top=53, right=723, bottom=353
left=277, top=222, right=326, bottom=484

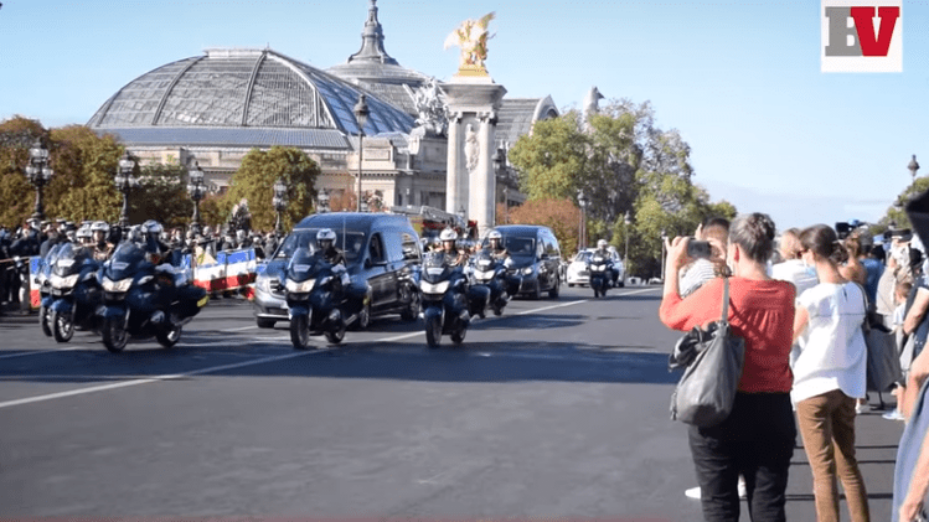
left=770, top=227, right=819, bottom=297
left=839, top=236, right=868, bottom=287
left=660, top=213, right=796, bottom=521
left=792, top=224, right=870, bottom=522
left=893, top=344, right=929, bottom=521
left=679, top=217, right=730, bottom=299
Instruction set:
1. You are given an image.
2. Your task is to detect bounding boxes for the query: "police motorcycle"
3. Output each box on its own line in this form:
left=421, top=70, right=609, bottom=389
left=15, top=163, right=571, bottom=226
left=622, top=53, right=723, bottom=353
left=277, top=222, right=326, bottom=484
left=36, top=242, right=66, bottom=337
left=588, top=240, right=612, bottom=299
left=98, top=221, right=208, bottom=353
left=284, top=230, right=371, bottom=349
left=467, top=249, right=508, bottom=317
left=43, top=242, right=103, bottom=342
left=419, top=229, right=473, bottom=348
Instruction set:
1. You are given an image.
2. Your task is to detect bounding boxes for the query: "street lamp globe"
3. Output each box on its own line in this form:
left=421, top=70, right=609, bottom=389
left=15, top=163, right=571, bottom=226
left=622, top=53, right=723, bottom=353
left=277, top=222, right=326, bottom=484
left=909, top=154, right=920, bottom=181
left=492, top=148, right=504, bottom=173
left=25, top=138, right=54, bottom=220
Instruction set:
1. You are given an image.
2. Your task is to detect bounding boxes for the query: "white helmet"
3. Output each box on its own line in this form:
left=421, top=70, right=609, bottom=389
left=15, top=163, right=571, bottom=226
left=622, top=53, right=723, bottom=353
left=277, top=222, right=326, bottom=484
left=597, top=239, right=608, bottom=249
left=316, top=228, right=336, bottom=248
left=142, top=220, right=163, bottom=236
left=487, top=230, right=502, bottom=241
left=91, top=221, right=109, bottom=234
left=77, top=224, right=92, bottom=240
left=440, top=228, right=458, bottom=242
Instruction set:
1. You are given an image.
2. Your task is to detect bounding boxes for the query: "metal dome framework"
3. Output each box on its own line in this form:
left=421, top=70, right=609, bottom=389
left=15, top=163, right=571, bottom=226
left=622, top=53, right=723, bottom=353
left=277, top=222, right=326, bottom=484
left=88, top=48, right=414, bottom=138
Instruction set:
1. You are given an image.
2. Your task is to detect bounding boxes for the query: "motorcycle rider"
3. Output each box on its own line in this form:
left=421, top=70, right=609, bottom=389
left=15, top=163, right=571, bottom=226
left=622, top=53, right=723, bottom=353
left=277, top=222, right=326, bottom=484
left=141, top=220, right=172, bottom=265
left=484, top=229, right=509, bottom=261
left=439, top=228, right=468, bottom=268
left=313, top=229, right=346, bottom=266
left=91, top=221, right=114, bottom=261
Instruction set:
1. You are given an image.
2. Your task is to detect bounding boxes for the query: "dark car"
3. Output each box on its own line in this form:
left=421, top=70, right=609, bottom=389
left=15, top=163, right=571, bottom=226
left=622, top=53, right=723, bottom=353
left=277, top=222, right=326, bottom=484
left=490, top=225, right=562, bottom=299
left=253, top=213, right=423, bottom=328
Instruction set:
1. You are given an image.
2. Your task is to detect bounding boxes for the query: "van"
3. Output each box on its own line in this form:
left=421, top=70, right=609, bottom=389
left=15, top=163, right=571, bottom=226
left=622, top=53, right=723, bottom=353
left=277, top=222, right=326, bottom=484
left=253, top=213, right=422, bottom=328
left=490, top=225, right=562, bottom=299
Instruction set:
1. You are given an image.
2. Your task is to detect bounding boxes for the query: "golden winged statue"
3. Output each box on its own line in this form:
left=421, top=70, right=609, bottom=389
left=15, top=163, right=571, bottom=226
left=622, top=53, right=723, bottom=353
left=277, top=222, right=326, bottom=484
left=444, top=12, right=496, bottom=74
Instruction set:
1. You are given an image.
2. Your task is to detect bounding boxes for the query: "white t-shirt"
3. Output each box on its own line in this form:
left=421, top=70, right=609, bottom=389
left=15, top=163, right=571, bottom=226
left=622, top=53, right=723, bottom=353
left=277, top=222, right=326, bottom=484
left=792, top=282, right=868, bottom=404
left=770, top=259, right=819, bottom=297
left=679, top=258, right=717, bottom=298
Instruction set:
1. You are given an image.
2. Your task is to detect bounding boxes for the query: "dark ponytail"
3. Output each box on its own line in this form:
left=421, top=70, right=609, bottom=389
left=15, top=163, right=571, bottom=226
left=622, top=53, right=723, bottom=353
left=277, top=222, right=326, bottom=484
left=800, top=225, right=849, bottom=265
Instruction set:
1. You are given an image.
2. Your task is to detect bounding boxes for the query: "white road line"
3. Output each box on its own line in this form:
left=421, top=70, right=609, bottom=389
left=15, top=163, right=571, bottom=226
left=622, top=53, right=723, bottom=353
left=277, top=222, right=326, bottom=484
left=222, top=325, right=259, bottom=332
left=0, top=349, right=333, bottom=410
left=0, top=346, right=82, bottom=360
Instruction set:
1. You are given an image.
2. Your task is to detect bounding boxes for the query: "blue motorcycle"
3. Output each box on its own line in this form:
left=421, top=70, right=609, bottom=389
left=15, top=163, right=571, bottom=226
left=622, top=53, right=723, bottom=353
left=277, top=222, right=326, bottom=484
left=468, top=249, right=509, bottom=317
left=45, top=243, right=102, bottom=342
left=99, top=242, right=208, bottom=353
left=588, top=251, right=611, bottom=299
left=284, top=247, right=371, bottom=349
left=419, top=251, right=471, bottom=348
left=37, top=242, right=65, bottom=337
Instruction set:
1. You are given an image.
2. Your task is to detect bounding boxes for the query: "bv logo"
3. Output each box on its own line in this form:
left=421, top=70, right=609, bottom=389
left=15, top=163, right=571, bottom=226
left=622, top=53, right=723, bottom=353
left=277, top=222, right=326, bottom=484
left=821, top=0, right=902, bottom=72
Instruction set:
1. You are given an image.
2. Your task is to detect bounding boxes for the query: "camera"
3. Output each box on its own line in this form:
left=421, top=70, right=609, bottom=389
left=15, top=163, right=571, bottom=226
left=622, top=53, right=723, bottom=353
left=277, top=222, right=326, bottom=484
left=835, top=222, right=851, bottom=240
left=687, top=239, right=712, bottom=260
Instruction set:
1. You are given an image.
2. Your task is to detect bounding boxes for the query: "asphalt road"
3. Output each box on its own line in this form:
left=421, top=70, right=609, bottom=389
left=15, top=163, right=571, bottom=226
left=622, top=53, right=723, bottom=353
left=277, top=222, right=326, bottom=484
left=0, top=285, right=907, bottom=521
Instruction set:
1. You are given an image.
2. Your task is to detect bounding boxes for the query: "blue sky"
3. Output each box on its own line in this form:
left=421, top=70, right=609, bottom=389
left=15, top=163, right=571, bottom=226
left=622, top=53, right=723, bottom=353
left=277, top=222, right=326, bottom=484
left=1, top=0, right=926, bottom=231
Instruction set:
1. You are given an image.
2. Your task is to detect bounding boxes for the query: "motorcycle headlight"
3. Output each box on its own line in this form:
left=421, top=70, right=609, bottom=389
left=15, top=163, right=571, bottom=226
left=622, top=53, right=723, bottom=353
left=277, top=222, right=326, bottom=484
left=50, top=273, right=80, bottom=289
left=420, top=280, right=450, bottom=295
left=285, top=278, right=316, bottom=293
left=522, top=267, right=533, bottom=275
left=102, top=277, right=132, bottom=293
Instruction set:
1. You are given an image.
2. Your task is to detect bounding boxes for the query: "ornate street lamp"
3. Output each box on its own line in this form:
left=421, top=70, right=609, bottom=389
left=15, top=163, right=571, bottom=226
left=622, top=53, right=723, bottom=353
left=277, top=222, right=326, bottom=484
left=624, top=210, right=632, bottom=268
left=909, top=155, right=920, bottom=182
left=493, top=147, right=508, bottom=225
left=272, top=178, right=287, bottom=236
left=318, top=189, right=331, bottom=213
left=353, top=94, right=370, bottom=213
left=578, top=189, right=589, bottom=251
left=186, top=158, right=206, bottom=233
left=114, top=151, right=138, bottom=227
left=24, top=138, right=54, bottom=221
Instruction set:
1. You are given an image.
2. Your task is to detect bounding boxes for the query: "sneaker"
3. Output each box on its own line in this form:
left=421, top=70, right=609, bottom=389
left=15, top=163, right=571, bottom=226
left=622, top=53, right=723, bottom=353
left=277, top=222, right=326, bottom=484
left=883, top=409, right=905, bottom=421
left=855, top=402, right=865, bottom=414
left=685, top=486, right=701, bottom=499
left=738, top=478, right=747, bottom=499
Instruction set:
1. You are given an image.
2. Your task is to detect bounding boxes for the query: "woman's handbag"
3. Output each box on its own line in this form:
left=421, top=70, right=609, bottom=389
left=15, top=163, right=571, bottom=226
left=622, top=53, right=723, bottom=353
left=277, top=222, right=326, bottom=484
left=669, top=277, right=746, bottom=428
left=856, top=284, right=903, bottom=392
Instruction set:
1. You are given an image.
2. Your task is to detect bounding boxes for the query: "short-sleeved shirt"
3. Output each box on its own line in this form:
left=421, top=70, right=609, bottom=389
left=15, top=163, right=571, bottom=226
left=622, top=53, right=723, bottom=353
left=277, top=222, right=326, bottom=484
left=861, top=258, right=885, bottom=305
left=792, top=283, right=868, bottom=404
left=771, top=259, right=819, bottom=297
left=893, top=378, right=929, bottom=522
left=678, top=258, right=717, bottom=298
left=660, top=277, right=796, bottom=393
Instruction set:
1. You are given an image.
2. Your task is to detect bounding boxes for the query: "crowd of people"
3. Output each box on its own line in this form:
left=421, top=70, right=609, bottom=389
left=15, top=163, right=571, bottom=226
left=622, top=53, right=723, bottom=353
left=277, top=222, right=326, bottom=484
left=0, top=216, right=285, bottom=313
left=660, top=213, right=929, bottom=522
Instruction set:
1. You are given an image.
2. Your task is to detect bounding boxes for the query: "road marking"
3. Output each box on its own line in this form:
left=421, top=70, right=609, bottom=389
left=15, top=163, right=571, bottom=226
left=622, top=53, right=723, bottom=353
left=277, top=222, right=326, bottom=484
left=222, top=325, right=259, bottom=332
left=0, top=349, right=334, bottom=410
left=0, top=346, right=83, bottom=360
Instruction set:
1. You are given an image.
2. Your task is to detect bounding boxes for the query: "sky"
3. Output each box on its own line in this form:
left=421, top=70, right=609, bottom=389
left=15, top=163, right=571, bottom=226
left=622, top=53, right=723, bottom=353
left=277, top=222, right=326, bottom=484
left=1, top=0, right=926, bottom=231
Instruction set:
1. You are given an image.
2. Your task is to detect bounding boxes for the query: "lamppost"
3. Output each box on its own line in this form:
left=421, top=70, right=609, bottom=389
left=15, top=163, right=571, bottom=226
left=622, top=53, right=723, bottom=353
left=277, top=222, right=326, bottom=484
left=353, top=94, right=370, bottom=213
left=187, top=158, right=206, bottom=233
left=24, top=138, right=54, bottom=221
left=272, top=178, right=287, bottom=236
left=909, top=155, right=920, bottom=182
left=578, top=189, right=589, bottom=252
left=624, top=210, right=632, bottom=268
left=318, top=189, right=331, bottom=213
left=493, top=147, right=508, bottom=225
left=114, top=151, right=138, bottom=227
left=660, top=228, right=668, bottom=282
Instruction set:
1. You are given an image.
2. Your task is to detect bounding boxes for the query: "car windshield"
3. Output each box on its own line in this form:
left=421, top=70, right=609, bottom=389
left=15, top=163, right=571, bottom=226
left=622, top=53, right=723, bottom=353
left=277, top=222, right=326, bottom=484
left=503, top=236, right=535, bottom=256
left=274, top=229, right=366, bottom=263
left=574, top=251, right=591, bottom=263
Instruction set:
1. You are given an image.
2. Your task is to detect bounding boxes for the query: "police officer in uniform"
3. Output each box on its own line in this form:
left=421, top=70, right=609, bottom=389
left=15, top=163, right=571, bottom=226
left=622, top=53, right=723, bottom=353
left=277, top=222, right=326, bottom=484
left=313, top=229, right=346, bottom=266
left=439, top=228, right=468, bottom=268
left=91, top=221, right=114, bottom=262
left=484, top=229, right=509, bottom=261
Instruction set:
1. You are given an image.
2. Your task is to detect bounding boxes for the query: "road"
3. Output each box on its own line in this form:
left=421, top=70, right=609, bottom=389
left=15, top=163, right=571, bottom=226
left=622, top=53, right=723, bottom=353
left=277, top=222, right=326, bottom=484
left=0, top=285, right=906, bottom=521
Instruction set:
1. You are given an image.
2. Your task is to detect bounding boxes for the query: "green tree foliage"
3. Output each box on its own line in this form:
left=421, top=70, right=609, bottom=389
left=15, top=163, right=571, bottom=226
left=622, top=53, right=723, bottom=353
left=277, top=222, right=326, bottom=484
left=0, top=116, right=46, bottom=227
left=130, top=159, right=193, bottom=228
left=224, top=147, right=320, bottom=232
left=45, top=125, right=123, bottom=223
left=508, top=99, right=736, bottom=278
left=875, top=176, right=929, bottom=233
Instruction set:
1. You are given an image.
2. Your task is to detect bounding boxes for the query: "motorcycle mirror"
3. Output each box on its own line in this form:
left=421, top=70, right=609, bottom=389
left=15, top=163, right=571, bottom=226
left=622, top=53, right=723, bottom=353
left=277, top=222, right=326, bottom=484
left=364, top=257, right=373, bottom=270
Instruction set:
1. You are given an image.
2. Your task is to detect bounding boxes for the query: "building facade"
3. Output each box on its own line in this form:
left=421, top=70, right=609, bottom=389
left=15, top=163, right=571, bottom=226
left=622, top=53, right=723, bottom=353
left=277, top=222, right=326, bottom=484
left=87, top=1, right=559, bottom=221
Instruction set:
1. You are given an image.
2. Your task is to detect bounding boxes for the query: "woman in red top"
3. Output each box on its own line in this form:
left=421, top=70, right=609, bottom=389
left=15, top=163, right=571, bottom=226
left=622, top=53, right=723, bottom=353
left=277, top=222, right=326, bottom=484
left=660, top=213, right=797, bottom=522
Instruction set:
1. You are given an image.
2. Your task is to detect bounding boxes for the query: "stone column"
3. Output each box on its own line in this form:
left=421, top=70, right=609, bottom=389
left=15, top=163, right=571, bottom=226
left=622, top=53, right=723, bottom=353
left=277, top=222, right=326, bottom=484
left=445, top=112, right=463, bottom=214
left=470, top=111, right=497, bottom=238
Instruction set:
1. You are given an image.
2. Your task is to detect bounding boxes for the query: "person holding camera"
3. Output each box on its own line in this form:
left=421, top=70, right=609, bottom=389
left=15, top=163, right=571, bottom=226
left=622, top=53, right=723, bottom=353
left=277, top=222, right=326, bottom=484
left=679, top=217, right=730, bottom=298
left=660, top=213, right=797, bottom=521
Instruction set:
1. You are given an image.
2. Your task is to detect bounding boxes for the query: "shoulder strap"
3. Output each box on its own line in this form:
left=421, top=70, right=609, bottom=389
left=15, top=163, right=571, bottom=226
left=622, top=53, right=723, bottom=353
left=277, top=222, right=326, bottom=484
left=721, top=277, right=730, bottom=324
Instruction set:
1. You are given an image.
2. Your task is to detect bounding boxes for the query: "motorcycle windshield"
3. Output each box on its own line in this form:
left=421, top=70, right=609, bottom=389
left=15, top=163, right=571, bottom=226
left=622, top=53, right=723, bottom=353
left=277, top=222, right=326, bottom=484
left=286, top=248, right=328, bottom=281
left=422, top=252, right=450, bottom=282
left=52, top=243, right=93, bottom=276
left=105, top=243, right=146, bottom=280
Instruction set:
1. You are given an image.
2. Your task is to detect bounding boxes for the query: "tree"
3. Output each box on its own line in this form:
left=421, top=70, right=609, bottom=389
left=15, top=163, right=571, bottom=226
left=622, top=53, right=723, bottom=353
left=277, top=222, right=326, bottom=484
left=508, top=113, right=589, bottom=202
left=875, top=176, right=929, bottom=232
left=0, top=116, right=48, bottom=227
left=130, top=159, right=193, bottom=228
left=45, top=125, right=123, bottom=223
left=506, top=198, right=580, bottom=257
left=223, top=147, right=321, bottom=232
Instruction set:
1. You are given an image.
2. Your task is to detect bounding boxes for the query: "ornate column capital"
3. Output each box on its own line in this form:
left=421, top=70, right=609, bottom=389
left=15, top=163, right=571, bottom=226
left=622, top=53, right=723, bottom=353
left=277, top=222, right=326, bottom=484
left=448, top=111, right=465, bottom=124
left=478, top=111, right=498, bottom=126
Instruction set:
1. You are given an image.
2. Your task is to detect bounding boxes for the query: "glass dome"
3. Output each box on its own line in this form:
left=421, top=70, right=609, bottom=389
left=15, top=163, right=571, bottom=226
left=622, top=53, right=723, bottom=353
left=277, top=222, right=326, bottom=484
left=88, top=48, right=414, bottom=137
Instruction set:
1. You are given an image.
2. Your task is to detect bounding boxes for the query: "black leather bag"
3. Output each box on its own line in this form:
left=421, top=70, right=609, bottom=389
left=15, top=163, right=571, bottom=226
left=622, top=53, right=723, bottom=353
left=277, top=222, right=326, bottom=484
left=669, top=278, right=746, bottom=428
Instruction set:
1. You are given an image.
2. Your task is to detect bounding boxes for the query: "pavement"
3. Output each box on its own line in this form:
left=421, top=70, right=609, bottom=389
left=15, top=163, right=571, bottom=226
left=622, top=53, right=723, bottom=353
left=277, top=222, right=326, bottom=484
left=0, top=285, right=908, bottom=521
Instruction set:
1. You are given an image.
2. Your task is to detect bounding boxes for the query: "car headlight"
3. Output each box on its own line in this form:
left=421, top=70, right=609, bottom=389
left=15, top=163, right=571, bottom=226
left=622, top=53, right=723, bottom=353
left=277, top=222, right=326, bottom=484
left=50, top=273, right=80, bottom=289
left=420, top=280, right=450, bottom=294
left=102, top=277, right=132, bottom=292
left=256, top=275, right=272, bottom=294
left=522, top=267, right=533, bottom=275
left=285, top=278, right=316, bottom=293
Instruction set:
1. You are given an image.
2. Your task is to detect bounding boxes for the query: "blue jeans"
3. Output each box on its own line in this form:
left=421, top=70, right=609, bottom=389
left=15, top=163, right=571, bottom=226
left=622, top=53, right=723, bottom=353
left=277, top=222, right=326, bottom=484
left=688, top=392, right=796, bottom=522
